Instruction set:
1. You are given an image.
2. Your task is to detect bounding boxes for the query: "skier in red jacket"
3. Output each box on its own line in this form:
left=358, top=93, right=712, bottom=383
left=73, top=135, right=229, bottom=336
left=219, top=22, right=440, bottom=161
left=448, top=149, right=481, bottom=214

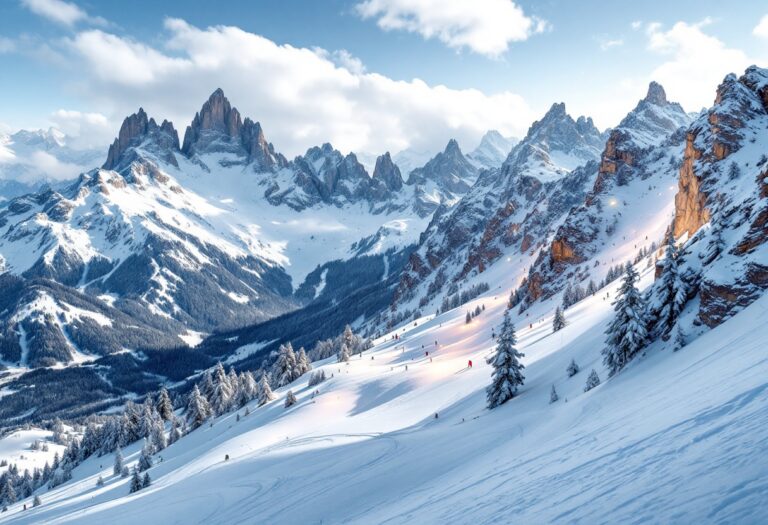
left=468, top=360, right=473, bottom=368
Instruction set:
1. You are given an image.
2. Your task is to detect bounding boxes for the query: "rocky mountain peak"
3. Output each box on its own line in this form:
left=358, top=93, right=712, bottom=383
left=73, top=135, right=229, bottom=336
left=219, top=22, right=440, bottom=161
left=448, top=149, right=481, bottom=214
left=103, top=108, right=180, bottom=171
left=181, top=89, right=284, bottom=171
left=372, top=152, right=403, bottom=191
left=644, top=81, right=669, bottom=106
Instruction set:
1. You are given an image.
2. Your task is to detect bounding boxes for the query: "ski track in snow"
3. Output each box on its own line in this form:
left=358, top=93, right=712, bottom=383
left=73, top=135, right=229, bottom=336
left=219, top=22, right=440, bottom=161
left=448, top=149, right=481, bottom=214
left=1, top=271, right=766, bottom=524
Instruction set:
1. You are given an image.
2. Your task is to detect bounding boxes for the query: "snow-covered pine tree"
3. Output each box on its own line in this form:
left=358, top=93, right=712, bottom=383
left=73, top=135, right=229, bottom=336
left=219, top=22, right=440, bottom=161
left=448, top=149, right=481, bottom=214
left=549, top=385, right=559, bottom=404
left=156, top=388, right=174, bottom=421
left=342, top=325, right=356, bottom=355
left=297, top=347, right=312, bottom=375
left=210, top=363, right=234, bottom=415
left=138, top=440, right=153, bottom=472
left=96, top=476, right=104, bottom=487
left=284, top=390, right=297, bottom=408
left=566, top=358, right=580, bottom=377
left=602, top=264, right=648, bottom=376
left=465, top=311, right=472, bottom=324
left=150, top=418, right=167, bottom=451
left=33, top=495, right=41, bottom=507
left=129, top=469, right=142, bottom=493
left=584, top=369, right=601, bottom=392
left=1, top=479, right=16, bottom=504
left=673, top=326, right=686, bottom=351
left=169, top=418, right=182, bottom=444
left=553, top=306, right=566, bottom=332
left=649, top=230, right=687, bottom=337
left=273, top=344, right=298, bottom=387
left=486, top=310, right=525, bottom=409
left=142, top=472, right=151, bottom=488
left=257, top=375, right=275, bottom=406
left=586, top=280, right=597, bottom=295
left=338, top=343, right=351, bottom=363
left=137, top=400, right=155, bottom=440
left=186, top=385, right=212, bottom=430
left=113, top=447, right=124, bottom=476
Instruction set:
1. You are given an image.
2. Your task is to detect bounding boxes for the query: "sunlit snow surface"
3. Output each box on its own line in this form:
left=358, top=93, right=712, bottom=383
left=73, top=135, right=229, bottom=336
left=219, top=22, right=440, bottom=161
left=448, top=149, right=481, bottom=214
left=2, top=265, right=766, bottom=524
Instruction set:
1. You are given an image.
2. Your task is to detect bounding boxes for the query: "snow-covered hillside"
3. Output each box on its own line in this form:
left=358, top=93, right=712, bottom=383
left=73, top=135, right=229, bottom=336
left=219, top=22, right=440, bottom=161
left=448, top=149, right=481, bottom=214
left=1, top=258, right=765, bottom=524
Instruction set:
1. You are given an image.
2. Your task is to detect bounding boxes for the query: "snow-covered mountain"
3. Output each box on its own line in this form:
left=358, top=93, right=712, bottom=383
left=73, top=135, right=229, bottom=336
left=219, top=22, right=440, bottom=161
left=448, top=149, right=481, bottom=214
left=390, top=102, right=607, bottom=318
left=0, top=128, right=103, bottom=200
left=1, top=66, right=768, bottom=524
left=467, top=129, right=518, bottom=169
left=517, top=82, right=692, bottom=305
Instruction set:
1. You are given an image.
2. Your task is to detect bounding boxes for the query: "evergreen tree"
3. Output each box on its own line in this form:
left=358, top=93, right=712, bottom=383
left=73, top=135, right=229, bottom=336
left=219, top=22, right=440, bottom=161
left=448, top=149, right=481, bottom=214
left=584, top=369, right=601, bottom=392
left=0, top=479, right=15, bottom=505
left=273, top=344, right=298, bottom=387
left=97, top=475, right=104, bottom=487
left=138, top=440, right=153, bottom=472
left=156, top=388, right=174, bottom=421
left=297, top=347, right=312, bottom=375
left=186, top=385, right=212, bottom=430
left=552, top=306, right=566, bottom=332
left=602, top=265, right=648, bottom=376
left=113, top=447, right=124, bottom=476
left=486, top=310, right=525, bottom=409
left=33, top=495, right=41, bottom=507
left=150, top=418, right=167, bottom=451
left=650, top=230, right=687, bottom=337
left=338, top=343, right=351, bottom=363
left=549, top=385, right=559, bottom=404
left=465, top=311, right=472, bottom=324
left=210, top=364, right=234, bottom=415
left=673, top=326, right=686, bottom=351
left=284, top=390, right=297, bottom=408
left=121, top=466, right=130, bottom=478
left=342, top=325, right=356, bottom=354
left=142, top=472, right=151, bottom=489
left=257, top=375, right=275, bottom=406
left=169, top=418, right=182, bottom=444
left=566, top=359, right=580, bottom=378
left=586, top=280, right=597, bottom=295
left=129, top=469, right=142, bottom=494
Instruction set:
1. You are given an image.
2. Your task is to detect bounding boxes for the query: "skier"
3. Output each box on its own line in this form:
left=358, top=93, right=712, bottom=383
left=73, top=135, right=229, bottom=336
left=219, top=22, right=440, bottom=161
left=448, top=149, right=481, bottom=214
left=468, top=360, right=473, bottom=368
left=225, top=454, right=229, bottom=461
left=426, top=351, right=429, bottom=357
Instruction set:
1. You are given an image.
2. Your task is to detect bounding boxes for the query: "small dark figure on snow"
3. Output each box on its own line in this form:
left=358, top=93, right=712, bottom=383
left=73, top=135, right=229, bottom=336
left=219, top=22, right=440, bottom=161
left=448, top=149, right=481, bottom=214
left=468, top=360, right=473, bottom=368
left=225, top=454, right=229, bottom=461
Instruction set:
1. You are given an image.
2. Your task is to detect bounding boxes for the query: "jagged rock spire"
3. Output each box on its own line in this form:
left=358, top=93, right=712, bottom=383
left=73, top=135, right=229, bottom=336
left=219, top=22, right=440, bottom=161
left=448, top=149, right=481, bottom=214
left=103, top=109, right=179, bottom=171
left=372, top=152, right=403, bottom=191
left=181, top=88, right=283, bottom=171
left=644, top=81, right=668, bottom=106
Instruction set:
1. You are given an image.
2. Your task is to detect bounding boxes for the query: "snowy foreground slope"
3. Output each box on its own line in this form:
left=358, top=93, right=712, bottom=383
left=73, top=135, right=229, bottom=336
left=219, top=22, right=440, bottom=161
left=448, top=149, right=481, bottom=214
left=2, top=265, right=766, bottom=524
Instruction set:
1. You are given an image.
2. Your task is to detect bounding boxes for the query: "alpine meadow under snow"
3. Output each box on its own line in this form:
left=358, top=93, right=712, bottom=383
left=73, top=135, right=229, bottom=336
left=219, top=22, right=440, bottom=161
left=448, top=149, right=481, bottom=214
left=1, top=2, right=768, bottom=524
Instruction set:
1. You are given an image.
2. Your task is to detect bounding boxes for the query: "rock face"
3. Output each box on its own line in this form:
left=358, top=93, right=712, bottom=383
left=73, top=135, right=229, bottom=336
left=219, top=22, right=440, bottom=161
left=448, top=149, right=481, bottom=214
left=181, top=89, right=286, bottom=171
left=372, top=152, right=404, bottom=191
left=407, top=139, right=477, bottom=194
left=520, top=82, right=691, bottom=304
left=668, top=66, right=768, bottom=327
left=104, top=109, right=180, bottom=172
left=502, top=102, right=605, bottom=184
left=391, top=102, right=605, bottom=315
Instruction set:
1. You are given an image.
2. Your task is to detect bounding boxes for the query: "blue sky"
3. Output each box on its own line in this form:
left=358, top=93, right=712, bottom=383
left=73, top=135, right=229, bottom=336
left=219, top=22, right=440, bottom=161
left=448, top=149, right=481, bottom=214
left=1, top=0, right=767, bottom=159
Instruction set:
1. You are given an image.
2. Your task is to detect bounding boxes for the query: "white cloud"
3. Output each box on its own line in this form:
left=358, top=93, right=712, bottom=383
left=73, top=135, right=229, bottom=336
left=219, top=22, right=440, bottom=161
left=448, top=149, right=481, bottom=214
left=630, top=20, right=642, bottom=30
left=61, top=18, right=536, bottom=160
left=646, top=20, right=755, bottom=111
left=0, top=37, right=15, bottom=53
left=21, top=0, right=105, bottom=27
left=754, top=15, right=768, bottom=39
left=49, top=109, right=111, bottom=149
left=598, top=37, right=623, bottom=51
left=355, top=0, right=546, bottom=57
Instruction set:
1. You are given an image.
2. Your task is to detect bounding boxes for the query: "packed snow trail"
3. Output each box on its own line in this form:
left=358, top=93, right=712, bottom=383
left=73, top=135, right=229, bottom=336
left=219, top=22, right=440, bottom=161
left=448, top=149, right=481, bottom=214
left=2, top=276, right=767, bottom=524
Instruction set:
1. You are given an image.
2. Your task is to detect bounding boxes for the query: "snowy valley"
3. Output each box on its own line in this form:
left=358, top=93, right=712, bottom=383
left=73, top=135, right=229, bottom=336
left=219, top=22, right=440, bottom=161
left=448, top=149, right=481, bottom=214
left=0, top=43, right=767, bottom=525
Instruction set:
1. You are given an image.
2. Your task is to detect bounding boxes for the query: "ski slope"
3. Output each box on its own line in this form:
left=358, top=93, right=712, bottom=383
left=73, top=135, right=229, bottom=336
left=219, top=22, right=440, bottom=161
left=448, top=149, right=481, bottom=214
left=2, top=262, right=766, bottom=524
